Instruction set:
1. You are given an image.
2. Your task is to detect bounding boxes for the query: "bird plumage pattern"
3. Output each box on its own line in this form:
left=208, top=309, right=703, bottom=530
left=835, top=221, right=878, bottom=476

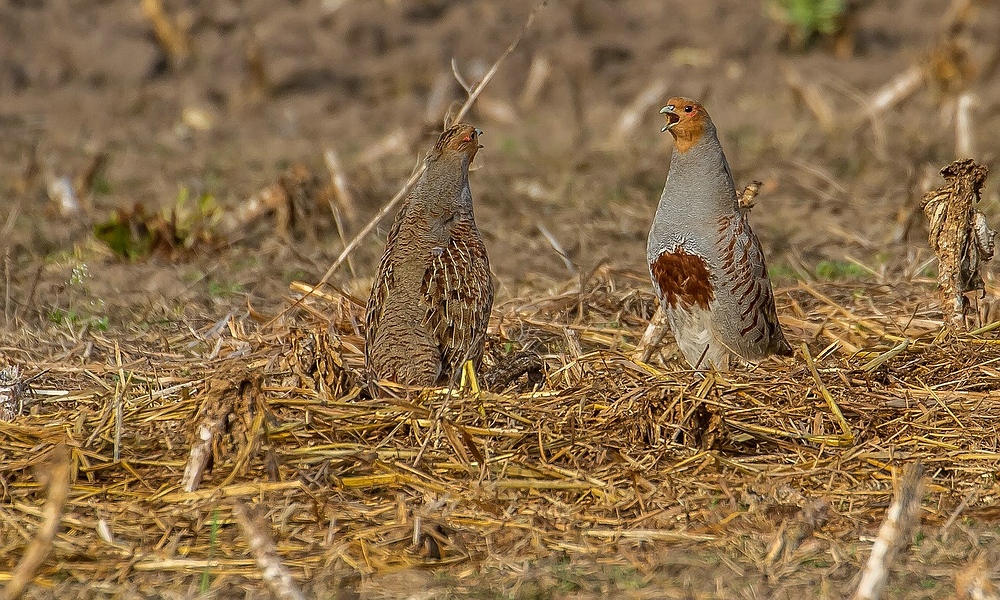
left=647, top=97, right=791, bottom=370
left=365, top=123, right=494, bottom=387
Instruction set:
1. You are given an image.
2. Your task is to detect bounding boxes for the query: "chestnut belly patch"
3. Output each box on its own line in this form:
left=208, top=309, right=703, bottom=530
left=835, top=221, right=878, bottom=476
left=650, top=248, right=714, bottom=310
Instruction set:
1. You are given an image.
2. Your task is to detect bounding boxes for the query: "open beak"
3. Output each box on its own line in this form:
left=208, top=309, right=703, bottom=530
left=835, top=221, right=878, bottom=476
left=475, top=128, right=484, bottom=149
left=659, top=106, right=680, bottom=133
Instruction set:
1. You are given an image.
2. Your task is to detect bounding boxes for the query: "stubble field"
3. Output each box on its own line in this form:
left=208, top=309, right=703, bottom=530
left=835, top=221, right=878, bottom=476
left=1, top=0, right=1000, bottom=598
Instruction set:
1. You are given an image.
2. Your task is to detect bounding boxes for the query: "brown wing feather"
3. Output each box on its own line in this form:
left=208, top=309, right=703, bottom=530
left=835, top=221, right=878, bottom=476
left=716, top=212, right=792, bottom=358
left=421, top=218, right=494, bottom=381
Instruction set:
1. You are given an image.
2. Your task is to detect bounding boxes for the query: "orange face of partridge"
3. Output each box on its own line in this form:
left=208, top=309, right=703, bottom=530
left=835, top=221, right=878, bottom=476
left=435, top=123, right=483, bottom=163
left=660, top=97, right=709, bottom=154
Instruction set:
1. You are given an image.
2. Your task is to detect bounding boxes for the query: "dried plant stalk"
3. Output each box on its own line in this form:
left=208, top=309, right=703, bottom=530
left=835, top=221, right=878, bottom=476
left=519, top=53, right=551, bottom=110
left=783, top=67, right=836, bottom=132
left=181, top=380, right=237, bottom=492
left=921, top=160, right=996, bottom=328
left=852, top=461, right=925, bottom=600
left=323, top=148, right=356, bottom=224
left=869, top=65, right=924, bottom=114
left=955, top=92, right=977, bottom=158
left=244, top=32, right=272, bottom=97
left=233, top=502, right=306, bottom=600
left=634, top=306, right=670, bottom=364
left=1, top=444, right=71, bottom=600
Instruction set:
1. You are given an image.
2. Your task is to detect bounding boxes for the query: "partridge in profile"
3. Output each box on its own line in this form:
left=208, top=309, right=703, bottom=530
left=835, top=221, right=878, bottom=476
left=365, top=123, right=494, bottom=387
left=647, top=97, right=791, bottom=370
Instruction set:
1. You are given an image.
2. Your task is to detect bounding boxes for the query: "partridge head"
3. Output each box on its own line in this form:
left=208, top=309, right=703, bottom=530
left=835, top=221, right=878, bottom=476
left=646, top=97, right=791, bottom=370
left=660, top=96, right=711, bottom=152
left=437, top=123, right=483, bottom=160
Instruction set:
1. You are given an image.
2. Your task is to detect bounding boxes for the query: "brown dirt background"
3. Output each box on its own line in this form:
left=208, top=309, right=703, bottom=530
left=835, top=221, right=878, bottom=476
left=2, top=0, right=998, bottom=321
left=1, top=0, right=1000, bottom=598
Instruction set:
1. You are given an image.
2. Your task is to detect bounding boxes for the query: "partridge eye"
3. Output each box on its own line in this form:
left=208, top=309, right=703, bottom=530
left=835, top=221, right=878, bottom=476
left=684, top=105, right=693, bottom=113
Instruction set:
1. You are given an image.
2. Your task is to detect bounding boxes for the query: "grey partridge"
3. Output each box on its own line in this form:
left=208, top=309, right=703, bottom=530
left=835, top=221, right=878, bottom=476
left=365, top=123, right=494, bottom=387
left=646, top=97, right=791, bottom=370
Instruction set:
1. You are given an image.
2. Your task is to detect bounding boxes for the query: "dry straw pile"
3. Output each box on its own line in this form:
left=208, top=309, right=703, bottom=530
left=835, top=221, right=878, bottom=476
left=1, top=264, right=1000, bottom=596
left=4, top=2, right=1000, bottom=594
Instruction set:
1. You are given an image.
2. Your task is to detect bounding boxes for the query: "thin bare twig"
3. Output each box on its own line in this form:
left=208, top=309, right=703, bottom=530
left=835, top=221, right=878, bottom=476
left=3, top=247, right=11, bottom=328
left=450, top=57, right=472, bottom=94
left=536, top=223, right=577, bottom=275
left=323, top=147, right=357, bottom=277
left=323, top=148, right=356, bottom=224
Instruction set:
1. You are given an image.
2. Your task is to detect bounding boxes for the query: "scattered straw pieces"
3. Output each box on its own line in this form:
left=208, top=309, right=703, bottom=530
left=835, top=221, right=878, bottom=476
left=801, top=343, right=854, bottom=446
left=1, top=267, right=999, bottom=594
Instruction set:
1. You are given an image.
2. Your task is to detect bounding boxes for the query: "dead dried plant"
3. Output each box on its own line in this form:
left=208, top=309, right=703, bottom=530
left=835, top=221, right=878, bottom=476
left=921, top=159, right=996, bottom=329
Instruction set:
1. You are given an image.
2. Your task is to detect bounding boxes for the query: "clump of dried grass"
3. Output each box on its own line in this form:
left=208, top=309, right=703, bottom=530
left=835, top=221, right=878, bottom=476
left=1, top=265, right=999, bottom=595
